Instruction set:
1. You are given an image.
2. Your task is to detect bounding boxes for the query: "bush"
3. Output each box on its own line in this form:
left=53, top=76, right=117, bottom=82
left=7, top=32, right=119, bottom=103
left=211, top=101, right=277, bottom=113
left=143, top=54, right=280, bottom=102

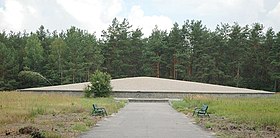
left=83, top=85, right=92, bottom=98
left=18, top=71, right=50, bottom=88
left=85, top=70, right=112, bottom=97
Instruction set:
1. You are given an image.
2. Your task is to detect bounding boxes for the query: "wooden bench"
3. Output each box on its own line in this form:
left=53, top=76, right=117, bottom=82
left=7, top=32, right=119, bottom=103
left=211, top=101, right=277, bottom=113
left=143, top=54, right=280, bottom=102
left=92, top=104, right=108, bottom=116
left=192, top=104, right=210, bottom=117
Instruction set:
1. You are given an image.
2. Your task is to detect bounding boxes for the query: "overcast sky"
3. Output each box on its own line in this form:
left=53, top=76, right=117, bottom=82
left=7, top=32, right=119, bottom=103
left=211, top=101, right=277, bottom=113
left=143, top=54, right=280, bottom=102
left=0, top=0, right=280, bottom=37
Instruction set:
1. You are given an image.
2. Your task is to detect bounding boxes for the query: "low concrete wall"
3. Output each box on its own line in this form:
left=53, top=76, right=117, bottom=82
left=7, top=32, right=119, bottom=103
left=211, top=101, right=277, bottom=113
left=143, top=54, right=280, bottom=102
left=18, top=90, right=84, bottom=96
left=112, top=91, right=274, bottom=99
left=19, top=90, right=274, bottom=98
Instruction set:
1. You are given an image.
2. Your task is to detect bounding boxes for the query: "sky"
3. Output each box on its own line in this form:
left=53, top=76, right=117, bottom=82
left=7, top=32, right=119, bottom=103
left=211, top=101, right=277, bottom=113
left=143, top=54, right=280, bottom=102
left=0, top=0, right=280, bottom=37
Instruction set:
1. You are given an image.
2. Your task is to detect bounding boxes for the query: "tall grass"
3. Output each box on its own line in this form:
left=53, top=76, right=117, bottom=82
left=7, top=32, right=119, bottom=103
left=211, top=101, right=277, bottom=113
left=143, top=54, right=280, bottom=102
left=172, top=94, right=280, bottom=128
left=0, top=91, right=125, bottom=126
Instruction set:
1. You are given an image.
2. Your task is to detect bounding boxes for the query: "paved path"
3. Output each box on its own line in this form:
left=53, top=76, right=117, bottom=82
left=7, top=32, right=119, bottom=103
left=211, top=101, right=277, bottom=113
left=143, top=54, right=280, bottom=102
left=80, top=103, right=215, bottom=138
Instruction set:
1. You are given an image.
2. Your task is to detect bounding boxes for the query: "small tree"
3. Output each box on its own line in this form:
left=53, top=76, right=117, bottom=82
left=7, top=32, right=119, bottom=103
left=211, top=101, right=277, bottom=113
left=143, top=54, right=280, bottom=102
left=85, top=70, right=112, bottom=97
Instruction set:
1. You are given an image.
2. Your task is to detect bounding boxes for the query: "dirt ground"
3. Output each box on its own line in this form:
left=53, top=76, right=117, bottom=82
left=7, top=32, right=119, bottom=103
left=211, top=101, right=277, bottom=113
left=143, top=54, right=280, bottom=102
left=0, top=113, right=102, bottom=138
left=187, top=113, right=280, bottom=138
left=2, top=107, right=279, bottom=138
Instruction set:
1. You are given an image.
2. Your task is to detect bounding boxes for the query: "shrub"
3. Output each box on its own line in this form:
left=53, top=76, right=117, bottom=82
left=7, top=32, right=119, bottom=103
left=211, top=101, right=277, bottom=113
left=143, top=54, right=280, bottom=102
left=18, top=70, right=51, bottom=88
left=85, top=70, right=112, bottom=97
left=83, top=85, right=92, bottom=98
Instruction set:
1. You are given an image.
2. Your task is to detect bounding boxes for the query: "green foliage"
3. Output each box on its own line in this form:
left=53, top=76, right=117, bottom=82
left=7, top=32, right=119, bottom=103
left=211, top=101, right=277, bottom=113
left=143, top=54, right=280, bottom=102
left=24, top=33, right=44, bottom=72
left=85, top=70, right=112, bottom=97
left=0, top=42, right=18, bottom=90
left=83, top=86, right=92, bottom=98
left=101, top=18, right=143, bottom=78
left=0, top=19, right=280, bottom=92
left=48, top=38, right=67, bottom=85
left=142, top=25, right=168, bottom=77
left=18, top=70, right=49, bottom=88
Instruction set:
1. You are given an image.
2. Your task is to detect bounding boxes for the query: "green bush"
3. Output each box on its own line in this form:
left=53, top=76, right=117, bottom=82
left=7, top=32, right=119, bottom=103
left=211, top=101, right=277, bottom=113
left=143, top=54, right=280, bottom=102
left=85, top=70, right=112, bottom=97
left=18, top=70, right=51, bottom=88
left=83, top=85, right=92, bottom=98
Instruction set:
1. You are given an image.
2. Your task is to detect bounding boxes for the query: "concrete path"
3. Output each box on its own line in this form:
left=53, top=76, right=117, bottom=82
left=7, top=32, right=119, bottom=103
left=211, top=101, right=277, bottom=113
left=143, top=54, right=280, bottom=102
left=80, top=103, right=215, bottom=138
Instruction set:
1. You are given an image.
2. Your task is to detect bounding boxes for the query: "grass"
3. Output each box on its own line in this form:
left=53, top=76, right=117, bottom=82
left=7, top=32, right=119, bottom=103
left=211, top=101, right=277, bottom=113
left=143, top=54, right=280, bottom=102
left=172, top=94, right=280, bottom=137
left=72, top=123, right=88, bottom=132
left=0, top=91, right=126, bottom=137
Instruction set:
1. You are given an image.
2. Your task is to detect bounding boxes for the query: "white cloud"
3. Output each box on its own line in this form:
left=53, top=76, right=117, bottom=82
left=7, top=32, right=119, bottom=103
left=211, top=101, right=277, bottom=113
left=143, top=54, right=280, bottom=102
left=128, top=5, right=173, bottom=37
left=190, top=0, right=266, bottom=29
left=0, top=0, right=123, bottom=37
left=0, top=0, right=24, bottom=31
left=148, top=0, right=273, bottom=30
left=0, top=0, right=173, bottom=37
left=0, top=0, right=279, bottom=37
left=266, top=1, right=280, bottom=31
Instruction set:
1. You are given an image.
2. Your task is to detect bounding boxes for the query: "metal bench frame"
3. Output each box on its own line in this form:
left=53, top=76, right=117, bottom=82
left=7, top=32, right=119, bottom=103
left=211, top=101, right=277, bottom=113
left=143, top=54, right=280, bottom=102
left=192, top=104, right=210, bottom=117
left=92, top=104, right=108, bottom=116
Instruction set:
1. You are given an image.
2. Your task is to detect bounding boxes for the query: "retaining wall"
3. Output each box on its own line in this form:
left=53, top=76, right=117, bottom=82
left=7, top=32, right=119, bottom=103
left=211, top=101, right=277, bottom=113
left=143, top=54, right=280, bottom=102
left=112, top=91, right=274, bottom=98
left=19, top=90, right=274, bottom=98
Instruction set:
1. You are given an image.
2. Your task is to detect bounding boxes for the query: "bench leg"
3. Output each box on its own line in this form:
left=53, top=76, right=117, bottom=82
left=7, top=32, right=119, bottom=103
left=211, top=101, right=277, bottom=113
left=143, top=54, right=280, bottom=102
left=192, top=109, right=199, bottom=116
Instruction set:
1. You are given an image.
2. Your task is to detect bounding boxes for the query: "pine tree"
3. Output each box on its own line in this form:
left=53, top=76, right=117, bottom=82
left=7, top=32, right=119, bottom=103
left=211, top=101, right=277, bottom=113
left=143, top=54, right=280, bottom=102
left=24, top=34, right=44, bottom=72
left=143, top=26, right=168, bottom=77
left=48, top=38, right=67, bottom=84
left=167, top=23, right=184, bottom=79
left=270, top=32, right=280, bottom=91
left=0, top=42, right=18, bottom=90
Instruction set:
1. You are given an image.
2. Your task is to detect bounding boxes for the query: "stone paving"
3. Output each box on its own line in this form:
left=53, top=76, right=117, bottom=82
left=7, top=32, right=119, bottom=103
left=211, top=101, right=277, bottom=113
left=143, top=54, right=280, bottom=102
left=80, top=103, right=215, bottom=138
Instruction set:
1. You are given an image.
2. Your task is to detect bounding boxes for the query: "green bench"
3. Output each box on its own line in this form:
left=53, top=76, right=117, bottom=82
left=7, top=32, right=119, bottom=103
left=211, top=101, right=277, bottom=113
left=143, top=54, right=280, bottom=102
left=92, top=104, right=108, bottom=116
left=192, top=104, right=210, bottom=117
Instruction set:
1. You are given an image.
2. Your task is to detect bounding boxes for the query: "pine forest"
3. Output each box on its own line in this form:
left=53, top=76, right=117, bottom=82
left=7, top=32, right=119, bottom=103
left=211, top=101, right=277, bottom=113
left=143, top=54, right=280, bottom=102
left=0, top=18, right=279, bottom=92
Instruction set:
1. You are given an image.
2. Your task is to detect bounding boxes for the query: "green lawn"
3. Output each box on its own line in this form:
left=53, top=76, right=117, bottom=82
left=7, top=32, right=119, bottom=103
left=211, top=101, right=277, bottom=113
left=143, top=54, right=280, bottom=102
left=172, top=94, right=280, bottom=137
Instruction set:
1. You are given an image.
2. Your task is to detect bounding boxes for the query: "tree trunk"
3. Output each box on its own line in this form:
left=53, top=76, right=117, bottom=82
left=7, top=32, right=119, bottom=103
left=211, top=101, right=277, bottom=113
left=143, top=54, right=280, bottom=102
left=236, top=66, right=240, bottom=87
left=72, top=66, right=76, bottom=83
left=156, top=62, right=160, bottom=78
left=87, top=70, right=90, bottom=81
left=173, top=56, right=177, bottom=79
left=60, top=71, right=63, bottom=85
left=188, top=64, right=192, bottom=77
left=156, top=52, right=160, bottom=78
left=58, top=54, right=62, bottom=84
left=72, top=73, right=75, bottom=83
left=274, top=80, right=277, bottom=92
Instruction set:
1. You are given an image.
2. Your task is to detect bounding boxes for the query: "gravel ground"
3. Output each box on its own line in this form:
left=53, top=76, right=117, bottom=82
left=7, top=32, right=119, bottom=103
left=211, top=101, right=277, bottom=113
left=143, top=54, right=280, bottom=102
left=21, top=77, right=272, bottom=94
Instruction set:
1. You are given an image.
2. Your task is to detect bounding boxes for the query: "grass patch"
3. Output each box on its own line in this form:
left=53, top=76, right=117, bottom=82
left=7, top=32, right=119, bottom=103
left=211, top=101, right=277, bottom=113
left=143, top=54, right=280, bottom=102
left=42, top=131, right=61, bottom=138
left=205, top=121, right=213, bottom=129
left=29, top=106, right=47, bottom=118
left=0, top=91, right=126, bottom=137
left=172, top=94, right=280, bottom=137
left=72, top=123, right=88, bottom=132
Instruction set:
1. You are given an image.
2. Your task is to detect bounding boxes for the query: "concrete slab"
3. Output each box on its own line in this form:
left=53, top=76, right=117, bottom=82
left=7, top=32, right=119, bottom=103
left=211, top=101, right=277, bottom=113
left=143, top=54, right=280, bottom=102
left=80, top=103, right=215, bottom=138
left=20, top=82, right=90, bottom=92
left=111, top=77, right=272, bottom=94
left=20, top=77, right=273, bottom=94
